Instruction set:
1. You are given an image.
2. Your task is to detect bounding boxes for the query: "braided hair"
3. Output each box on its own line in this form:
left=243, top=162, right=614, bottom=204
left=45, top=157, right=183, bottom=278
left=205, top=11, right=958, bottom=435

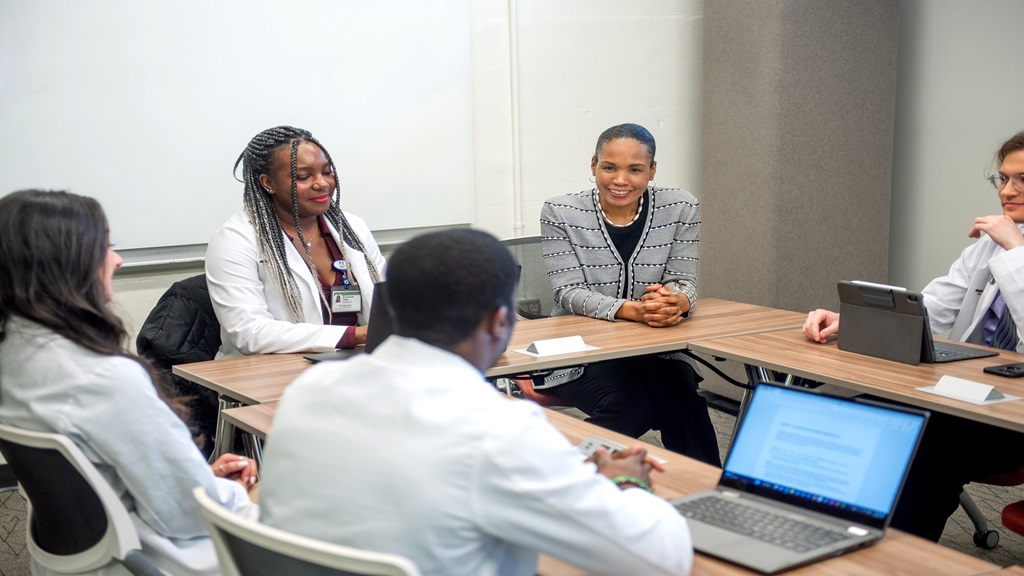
left=234, top=126, right=382, bottom=322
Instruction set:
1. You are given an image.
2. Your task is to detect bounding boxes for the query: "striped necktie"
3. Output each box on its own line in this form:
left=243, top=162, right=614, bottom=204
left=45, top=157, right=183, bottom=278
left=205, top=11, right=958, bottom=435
left=991, top=292, right=1019, bottom=351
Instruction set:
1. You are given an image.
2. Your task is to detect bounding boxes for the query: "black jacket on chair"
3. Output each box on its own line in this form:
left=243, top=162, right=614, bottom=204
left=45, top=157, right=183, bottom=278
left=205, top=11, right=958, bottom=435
left=136, top=274, right=221, bottom=449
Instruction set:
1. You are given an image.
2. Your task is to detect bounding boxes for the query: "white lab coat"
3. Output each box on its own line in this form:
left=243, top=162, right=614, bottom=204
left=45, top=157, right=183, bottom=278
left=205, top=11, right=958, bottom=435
left=205, top=210, right=385, bottom=358
left=260, top=336, right=694, bottom=576
left=922, top=224, right=1024, bottom=352
left=0, top=317, right=257, bottom=576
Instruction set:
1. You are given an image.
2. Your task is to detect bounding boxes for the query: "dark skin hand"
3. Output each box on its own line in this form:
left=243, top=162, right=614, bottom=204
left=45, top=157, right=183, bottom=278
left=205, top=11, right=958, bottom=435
left=616, top=284, right=691, bottom=327
left=588, top=445, right=665, bottom=491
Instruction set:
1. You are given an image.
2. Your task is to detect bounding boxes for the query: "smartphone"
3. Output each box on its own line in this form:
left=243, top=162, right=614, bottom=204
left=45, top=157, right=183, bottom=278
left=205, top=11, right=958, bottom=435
left=983, top=362, right=1024, bottom=378
left=576, top=435, right=667, bottom=464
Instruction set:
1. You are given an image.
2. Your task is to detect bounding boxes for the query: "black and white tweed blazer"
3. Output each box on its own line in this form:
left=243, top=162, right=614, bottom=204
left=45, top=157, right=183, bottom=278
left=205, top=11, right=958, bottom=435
left=540, top=187, right=699, bottom=321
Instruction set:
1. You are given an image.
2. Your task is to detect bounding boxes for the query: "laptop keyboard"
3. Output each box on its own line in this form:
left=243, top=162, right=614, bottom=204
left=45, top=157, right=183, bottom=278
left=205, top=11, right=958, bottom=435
left=675, top=496, right=852, bottom=553
left=933, top=347, right=975, bottom=362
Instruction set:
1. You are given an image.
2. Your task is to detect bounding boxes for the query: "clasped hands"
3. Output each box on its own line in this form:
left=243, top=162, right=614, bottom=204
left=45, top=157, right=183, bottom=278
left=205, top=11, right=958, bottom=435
left=619, top=284, right=690, bottom=327
left=211, top=453, right=259, bottom=492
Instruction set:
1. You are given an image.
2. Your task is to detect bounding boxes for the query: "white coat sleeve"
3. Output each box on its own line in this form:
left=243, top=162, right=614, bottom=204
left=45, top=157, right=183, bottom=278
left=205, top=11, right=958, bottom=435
left=346, top=212, right=387, bottom=278
left=921, top=249, right=976, bottom=335
left=205, top=217, right=347, bottom=354
left=62, top=358, right=255, bottom=538
left=473, top=405, right=693, bottom=576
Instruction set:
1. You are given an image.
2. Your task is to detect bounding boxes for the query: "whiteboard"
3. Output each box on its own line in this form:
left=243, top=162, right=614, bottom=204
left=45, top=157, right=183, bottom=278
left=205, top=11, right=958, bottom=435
left=0, top=1, right=474, bottom=250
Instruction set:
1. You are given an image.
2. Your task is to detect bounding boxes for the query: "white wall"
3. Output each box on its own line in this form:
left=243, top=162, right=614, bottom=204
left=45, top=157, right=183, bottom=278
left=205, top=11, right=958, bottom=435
left=114, top=1, right=704, bottom=345
left=470, top=0, right=704, bottom=238
left=890, top=0, right=1024, bottom=292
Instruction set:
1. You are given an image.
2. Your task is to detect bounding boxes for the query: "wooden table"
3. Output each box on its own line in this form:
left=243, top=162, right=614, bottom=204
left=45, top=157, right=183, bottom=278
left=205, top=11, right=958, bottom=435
left=173, top=298, right=802, bottom=463
left=224, top=402, right=998, bottom=576
left=173, top=298, right=804, bottom=406
left=689, top=329, right=1024, bottom=433
left=489, top=297, right=805, bottom=375
left=985, top=567, right=1024, bottom=575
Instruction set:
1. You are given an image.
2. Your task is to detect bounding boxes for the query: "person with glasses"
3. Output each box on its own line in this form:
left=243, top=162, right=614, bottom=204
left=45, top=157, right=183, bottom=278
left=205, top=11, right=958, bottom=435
left=801, top=130, right=1024, bottom=542
left=805, top=130, right=1024, bottom=350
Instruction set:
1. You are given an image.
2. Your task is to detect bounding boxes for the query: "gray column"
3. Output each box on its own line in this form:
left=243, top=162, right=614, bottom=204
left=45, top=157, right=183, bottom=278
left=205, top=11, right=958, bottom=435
left=699, top=0, right=899, bottom=312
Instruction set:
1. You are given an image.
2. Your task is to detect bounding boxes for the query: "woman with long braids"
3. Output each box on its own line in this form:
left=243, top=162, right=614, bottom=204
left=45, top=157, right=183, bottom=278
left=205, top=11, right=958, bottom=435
left=0, top=190, right=257, bottom=575
left=206, top=126, right=385, bottom=358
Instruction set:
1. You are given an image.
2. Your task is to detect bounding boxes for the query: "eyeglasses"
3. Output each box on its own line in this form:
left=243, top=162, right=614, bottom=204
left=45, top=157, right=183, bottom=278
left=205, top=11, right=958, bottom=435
left=988, top=173, right=1024, bottom=193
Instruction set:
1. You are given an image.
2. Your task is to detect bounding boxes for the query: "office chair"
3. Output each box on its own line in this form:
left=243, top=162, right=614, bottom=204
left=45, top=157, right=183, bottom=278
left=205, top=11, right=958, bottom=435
left=193, top=487, right=422, bottom=576
left=501, top=374, right=573, bottom=408
left=0, top=423, right=161, bottom=575
left=960, top=466, right=1024, bottom=549
left=1001, top=499, right=1024, bottom=538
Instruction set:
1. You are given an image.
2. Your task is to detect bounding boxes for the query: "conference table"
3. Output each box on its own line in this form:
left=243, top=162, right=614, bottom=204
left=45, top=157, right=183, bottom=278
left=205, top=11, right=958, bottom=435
left=172, top=298, right=805, bottom=457
left=688, top=329, right=1024, bottom=433
left=221, top=401, right=1000, bottom=576
left=173, top=298, right=805, bottom=403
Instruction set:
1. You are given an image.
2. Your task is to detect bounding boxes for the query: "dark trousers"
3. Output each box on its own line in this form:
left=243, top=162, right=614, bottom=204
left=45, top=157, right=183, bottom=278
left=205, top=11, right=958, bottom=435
left=887, top=409, right=1024, bottom=541
left=549, top=356, right=721, bottom=466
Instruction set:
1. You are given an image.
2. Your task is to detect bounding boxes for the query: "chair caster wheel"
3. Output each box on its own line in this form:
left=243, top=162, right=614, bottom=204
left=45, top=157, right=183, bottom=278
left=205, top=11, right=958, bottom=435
left=973, top=530, right=999, bottom=549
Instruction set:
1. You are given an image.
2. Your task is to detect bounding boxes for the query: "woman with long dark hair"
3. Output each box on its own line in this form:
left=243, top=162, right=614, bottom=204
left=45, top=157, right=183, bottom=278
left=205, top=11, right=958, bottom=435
left=0, top=190, right=257, bottom=575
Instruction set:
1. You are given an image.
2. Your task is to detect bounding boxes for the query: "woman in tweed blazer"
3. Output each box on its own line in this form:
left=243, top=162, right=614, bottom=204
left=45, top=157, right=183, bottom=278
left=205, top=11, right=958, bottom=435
left=538, top=124, right=719, bottom=465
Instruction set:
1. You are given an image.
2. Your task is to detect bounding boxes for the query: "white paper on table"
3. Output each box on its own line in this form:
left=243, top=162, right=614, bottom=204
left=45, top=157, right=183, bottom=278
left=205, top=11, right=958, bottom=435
left=917, top=375, right=1021, bottom=405
left=514, top=335, right=598, bottom=357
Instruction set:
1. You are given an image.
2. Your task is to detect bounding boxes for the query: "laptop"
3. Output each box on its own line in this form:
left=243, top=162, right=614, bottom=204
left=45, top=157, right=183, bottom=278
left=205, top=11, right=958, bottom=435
left=304, top=281, right=394, bottom=362
left=837, top=280, right=998, bottom=365
left=671, top=383, right=928, bottom=574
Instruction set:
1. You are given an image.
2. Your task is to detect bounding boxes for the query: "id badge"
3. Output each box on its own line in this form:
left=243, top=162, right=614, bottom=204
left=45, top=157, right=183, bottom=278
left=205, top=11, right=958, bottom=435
left=331, top=286, right=362, bottom=313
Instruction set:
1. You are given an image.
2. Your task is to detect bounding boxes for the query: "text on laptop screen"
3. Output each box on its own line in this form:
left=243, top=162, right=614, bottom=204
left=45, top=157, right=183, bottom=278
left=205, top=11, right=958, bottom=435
left=723, top=386, right=924, bottom=519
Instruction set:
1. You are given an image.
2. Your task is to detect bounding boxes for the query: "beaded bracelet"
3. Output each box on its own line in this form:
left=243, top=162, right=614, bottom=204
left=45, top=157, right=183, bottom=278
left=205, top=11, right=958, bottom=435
left=612, top=475, right=655, bottom=494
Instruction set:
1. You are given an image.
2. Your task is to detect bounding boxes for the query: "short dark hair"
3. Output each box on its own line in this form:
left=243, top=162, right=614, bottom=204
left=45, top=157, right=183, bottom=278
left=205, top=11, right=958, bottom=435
left=998, top=130, right=1024, bottom=164
left=386, top=229, right=518, bottom=347
left=594, top=123, right=656, bottom=165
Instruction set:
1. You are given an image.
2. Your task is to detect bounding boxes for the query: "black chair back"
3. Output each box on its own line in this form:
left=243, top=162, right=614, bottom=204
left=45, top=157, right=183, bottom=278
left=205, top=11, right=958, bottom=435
left=0, top=438, right=107, bottom=554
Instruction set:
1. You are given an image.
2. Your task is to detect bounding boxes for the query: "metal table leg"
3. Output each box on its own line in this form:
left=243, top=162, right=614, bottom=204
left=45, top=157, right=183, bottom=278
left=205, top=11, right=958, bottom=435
left=209, top=395, right=241, bottom=464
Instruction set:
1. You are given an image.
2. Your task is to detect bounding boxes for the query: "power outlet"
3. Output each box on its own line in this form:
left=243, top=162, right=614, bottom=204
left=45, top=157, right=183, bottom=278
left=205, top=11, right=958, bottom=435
left=518, top=299, right=542, bottom=318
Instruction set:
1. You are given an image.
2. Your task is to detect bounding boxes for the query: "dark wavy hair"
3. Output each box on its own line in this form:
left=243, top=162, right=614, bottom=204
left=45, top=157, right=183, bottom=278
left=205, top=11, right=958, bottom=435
left=0, top=190, right=186, bottom=418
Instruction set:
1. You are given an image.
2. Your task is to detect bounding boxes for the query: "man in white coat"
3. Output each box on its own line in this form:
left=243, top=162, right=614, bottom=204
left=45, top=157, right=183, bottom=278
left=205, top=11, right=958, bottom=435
left=258, top=228, right=694, bottom=576
left=803, top=129, right=1024, bottom=541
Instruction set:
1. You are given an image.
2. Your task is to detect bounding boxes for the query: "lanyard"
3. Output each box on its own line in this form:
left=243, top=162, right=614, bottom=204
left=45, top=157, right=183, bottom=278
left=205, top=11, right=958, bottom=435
left=332, top=259, right=351, bottom=288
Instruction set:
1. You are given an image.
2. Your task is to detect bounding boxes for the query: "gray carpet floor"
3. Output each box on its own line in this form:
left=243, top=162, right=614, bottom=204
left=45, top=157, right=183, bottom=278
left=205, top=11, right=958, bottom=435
left=0, top=490, right=26, bottom=576
left=0, top=407, right=1020, bottom=573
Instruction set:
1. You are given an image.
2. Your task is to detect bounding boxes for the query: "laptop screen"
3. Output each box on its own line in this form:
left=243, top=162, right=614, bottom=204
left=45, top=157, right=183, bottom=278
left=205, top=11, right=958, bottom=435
left=721, top=384, right=927, bottom=528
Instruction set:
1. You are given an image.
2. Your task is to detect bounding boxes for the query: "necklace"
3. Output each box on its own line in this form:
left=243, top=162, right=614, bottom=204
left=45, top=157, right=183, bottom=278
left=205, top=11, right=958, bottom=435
left=302, top=227, right=322, bottom=248
left=599, top=191, right=644, bottom=227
